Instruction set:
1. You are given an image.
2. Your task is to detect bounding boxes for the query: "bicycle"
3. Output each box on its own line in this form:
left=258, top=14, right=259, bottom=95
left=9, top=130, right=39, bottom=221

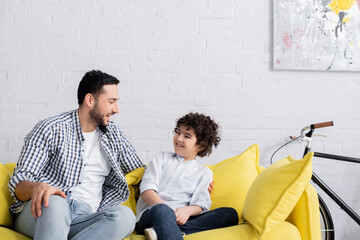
left=271, top=121, right=360, bottom=240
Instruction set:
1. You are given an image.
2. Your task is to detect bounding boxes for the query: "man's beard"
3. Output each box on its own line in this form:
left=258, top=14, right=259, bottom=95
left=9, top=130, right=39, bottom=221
left=89, top=102, right=107, bottom=127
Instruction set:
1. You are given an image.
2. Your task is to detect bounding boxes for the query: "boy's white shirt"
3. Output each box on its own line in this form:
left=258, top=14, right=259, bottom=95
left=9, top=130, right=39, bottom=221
left=136, top=152, right=213, bottom=222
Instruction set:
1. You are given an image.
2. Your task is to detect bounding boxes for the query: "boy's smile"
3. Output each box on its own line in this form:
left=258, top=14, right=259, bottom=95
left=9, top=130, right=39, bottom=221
left=173, top=125, right=200, bottom=161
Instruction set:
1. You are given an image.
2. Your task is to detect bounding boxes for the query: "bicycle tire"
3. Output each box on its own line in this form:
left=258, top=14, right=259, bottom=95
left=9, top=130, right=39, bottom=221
left=318, top=194, right=335, bottom=240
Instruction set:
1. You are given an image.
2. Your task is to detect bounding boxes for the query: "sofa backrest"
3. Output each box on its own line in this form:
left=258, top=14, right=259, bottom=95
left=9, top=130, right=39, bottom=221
left=287, top=184, right=321, bottom=240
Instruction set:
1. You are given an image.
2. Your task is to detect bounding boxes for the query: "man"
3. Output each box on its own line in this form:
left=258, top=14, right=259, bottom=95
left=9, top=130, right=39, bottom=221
left=8, top=70, right=144, bottom=240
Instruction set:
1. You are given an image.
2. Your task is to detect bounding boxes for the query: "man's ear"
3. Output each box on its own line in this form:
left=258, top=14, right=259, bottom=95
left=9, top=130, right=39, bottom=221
left=84, top=93, right=96, bottom=108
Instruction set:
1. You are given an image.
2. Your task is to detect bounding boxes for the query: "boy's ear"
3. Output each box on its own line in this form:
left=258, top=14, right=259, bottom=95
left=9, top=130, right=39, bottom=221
left=196, top=144, right=204, bottom=153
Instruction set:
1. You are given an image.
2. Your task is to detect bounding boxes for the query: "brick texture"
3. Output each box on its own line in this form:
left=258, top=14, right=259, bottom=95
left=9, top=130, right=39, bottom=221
left=0, top=0, right=359, bottom=238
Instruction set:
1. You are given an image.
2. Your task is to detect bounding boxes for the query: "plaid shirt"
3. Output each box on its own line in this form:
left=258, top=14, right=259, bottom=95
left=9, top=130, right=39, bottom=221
left=8, top=109, right=144, bottom=214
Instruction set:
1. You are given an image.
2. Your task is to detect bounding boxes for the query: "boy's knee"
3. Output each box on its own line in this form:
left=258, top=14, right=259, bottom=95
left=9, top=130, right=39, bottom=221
left=151, top=203, right=176, bottom=220
left=219, top=207, right=239, bottom=224
left=152, top=203, right=173, bottom=214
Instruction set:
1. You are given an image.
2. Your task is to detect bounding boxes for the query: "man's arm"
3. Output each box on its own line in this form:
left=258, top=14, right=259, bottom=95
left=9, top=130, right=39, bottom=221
left=15, top=180, right=66, bottom=219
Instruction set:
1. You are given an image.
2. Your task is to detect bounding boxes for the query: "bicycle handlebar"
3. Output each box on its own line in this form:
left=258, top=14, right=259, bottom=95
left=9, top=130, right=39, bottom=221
left=311, top=121, right=334, bottom=129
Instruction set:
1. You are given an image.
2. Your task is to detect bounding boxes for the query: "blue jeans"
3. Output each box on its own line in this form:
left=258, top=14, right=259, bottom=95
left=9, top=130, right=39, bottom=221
left=15, top=195, right=136, bottom=240
left=135, top=204, right=239, bottom=240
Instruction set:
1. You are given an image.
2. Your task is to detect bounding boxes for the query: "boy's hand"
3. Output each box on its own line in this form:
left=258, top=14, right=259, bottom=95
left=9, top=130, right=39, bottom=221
left=174, top=207, right=192, bottom=225
left=208, top=180, right=214, bottom=194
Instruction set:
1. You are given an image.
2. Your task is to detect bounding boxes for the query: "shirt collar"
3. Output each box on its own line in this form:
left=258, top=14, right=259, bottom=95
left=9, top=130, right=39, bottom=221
left=174, top=153, right=197, bottom=164
left=73, top=109, right=84, bottom=142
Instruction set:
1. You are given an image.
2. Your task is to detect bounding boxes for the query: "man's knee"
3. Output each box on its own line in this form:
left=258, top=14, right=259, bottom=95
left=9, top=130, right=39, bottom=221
left=16, top=195, right=71, bottom=239
left=106, top=205, right=136, bottom=237
left=40, top=195, right=69, bottom=218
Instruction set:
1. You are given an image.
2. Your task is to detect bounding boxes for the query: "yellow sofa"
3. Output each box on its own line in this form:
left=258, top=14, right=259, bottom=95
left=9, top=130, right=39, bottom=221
left=0, top=144, right=321, bottom=240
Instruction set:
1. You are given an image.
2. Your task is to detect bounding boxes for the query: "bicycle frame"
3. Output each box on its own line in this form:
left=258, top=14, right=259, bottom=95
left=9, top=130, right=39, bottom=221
left=303, top=125, right=360, bottom=225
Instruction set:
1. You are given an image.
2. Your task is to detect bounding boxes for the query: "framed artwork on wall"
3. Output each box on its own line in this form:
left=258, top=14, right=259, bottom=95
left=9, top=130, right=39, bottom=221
left=273, top=0, right=360, bottom=71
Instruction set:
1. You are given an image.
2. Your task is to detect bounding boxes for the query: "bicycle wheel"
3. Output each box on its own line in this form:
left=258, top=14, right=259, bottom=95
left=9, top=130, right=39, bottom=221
left=318, top=194, right=335, bottom=240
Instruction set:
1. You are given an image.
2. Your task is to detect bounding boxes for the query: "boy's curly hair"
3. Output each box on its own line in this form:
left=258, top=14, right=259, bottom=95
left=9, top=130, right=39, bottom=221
left=175, top=112, right=221, bottom=157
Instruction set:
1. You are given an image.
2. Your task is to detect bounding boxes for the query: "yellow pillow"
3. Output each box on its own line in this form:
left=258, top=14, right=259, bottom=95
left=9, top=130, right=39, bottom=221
left=242, top=152, right=313, bottom=238
left=0, top=163, right=14, bottom=228
left=209, top=144, right=261, bottom=221
left=121, top=167, right=145, bottom=214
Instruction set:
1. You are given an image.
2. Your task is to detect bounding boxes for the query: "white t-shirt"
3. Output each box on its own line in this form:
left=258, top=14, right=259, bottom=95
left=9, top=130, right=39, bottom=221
left=70, top=127, right=112, bottom=212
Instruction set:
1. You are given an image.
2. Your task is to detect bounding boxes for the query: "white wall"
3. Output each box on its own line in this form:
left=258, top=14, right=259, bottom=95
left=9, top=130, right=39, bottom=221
left=0, top=0, right=359, bottom=238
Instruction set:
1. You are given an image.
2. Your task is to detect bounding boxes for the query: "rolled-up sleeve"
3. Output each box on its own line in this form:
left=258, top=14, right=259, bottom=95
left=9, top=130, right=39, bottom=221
left=8, top=121, right=52, bottom=212
left=139, top=152, right=166, bottom=194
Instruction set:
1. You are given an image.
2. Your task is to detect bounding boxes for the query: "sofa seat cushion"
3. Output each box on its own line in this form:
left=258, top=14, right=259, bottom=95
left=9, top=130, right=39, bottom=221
left=0, top=227, right=31, bottom=240
left=125, top=221, right=300, bottom=240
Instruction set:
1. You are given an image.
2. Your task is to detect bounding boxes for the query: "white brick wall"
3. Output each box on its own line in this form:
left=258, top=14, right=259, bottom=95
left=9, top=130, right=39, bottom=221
left=0, top=0, right=359, bottom=238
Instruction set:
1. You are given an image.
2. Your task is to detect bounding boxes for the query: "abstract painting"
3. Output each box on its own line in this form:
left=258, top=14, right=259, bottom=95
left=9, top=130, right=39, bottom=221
left=274, top=0, right=360, bottom=71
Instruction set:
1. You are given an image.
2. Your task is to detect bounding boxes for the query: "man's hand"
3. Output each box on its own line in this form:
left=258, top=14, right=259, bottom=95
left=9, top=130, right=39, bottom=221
left=208, top=180, right=214, bottom=195
left=15, top=181, right=66, bottom=219
left=30, top=182, right=66, bottom=218
left=174, top=207, right=192, bottom=225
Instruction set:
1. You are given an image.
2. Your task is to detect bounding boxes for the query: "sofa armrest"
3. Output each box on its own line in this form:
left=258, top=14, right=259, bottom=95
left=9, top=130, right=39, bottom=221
left=286, top=184, right=321, bottom=240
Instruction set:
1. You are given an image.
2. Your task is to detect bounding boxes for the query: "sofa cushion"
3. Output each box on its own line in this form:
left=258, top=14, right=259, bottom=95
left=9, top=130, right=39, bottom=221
left=242, top=152, right=313, bottom=238
left=0, top=163, right=14, bottom=228
left=126, top=221, right=301, bottom=240
left=0, top=227, right=31, bottom=240
left=121, top=167, right=146, bottom=214
left=209, top=144, right=260, bottom=221
left=286, top=184, right=321, bottom=240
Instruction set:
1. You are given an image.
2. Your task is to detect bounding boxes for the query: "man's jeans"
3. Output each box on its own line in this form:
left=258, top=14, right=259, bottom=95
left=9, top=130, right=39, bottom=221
left=15, top=195, right=135, bottom=240
left=135, top=204, right=239, bottom=240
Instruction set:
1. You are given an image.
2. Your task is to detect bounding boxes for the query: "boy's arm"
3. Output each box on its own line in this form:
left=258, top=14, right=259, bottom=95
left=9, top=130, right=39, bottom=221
left=141, top=189, right=165, bottom=206
left=174, top=205, right=203, bottom=225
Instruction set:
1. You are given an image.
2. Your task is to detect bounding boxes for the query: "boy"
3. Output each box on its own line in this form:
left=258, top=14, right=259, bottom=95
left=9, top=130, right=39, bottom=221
left=135, top=113, right=239, bottom=240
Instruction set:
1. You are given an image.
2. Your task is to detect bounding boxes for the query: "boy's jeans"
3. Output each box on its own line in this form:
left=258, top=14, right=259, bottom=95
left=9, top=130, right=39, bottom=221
left=135, top=203, right=239, bottom=240
left=15, top=195, right=135, bottom=240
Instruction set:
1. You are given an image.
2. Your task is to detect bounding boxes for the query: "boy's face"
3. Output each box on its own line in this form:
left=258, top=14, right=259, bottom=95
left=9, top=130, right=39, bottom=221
left=173, top=125, right=201, bottom=161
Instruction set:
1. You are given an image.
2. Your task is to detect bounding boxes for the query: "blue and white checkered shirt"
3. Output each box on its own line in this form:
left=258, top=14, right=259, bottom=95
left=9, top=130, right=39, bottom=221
left=8, top=109, right=144, bottom=214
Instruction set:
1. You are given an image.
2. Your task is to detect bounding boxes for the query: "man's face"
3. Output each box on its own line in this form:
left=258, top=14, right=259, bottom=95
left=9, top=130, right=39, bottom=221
left=89, top=84, right=119, bottom=127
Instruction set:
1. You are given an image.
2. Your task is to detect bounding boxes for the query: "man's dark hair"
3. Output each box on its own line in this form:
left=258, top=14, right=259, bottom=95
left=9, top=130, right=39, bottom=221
left=77, top=70, right=120, bottom=105
left=175, top=112, right=221, bottom=157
